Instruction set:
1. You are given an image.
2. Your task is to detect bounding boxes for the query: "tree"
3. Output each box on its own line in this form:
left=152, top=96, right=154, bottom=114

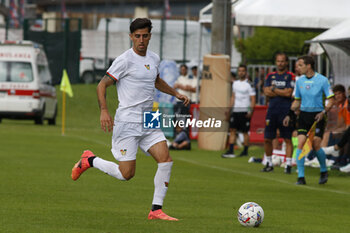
left=235, top=27, right=320, bottom=64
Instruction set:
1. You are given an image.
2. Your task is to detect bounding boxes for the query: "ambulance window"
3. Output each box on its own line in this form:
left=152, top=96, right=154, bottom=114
left=0, top=61, right=33, bottom=82
left=0, top=62, right=6, bottom=82
left=38, top=65, right=51, bottom=84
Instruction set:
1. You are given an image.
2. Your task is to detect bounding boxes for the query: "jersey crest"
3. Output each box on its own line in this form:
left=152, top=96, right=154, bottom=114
left=120, top=149, right=127, bottom=155
left=144, top=64, right=150, bottom=70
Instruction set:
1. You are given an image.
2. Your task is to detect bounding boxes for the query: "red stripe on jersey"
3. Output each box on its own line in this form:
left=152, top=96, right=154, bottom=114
left=265, top=71, right=277, bottom=80
left=106, top=72, right=118, bottom=81
left=286, top=71, right=296, bottom=80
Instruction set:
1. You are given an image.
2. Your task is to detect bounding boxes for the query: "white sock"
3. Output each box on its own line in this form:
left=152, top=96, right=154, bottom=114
left=93, top=157, right=126, bottom=181
left=266, top=156, right=272, bottom=166
left=286, top=157, right=292, bottom=166
left=152, top=161, right=173, bottom=206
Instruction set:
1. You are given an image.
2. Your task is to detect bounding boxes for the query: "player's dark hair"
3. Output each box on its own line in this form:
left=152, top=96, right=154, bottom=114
left=180, top=64, right=188, bottom=69
left=275, top=52, right=289, bottom=62
left=130, top=18, right=152, bottom=33
left=333, top=84, right=345, bottom=93
left=298, top=55, right=315, bottom=70
left=238, top=64, right=247, bottom=71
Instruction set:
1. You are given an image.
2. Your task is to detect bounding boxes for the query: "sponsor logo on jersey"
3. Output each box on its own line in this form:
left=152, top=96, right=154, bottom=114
left=271, top=80, right=286, bottom=87
left=144, top=64, right=150, bottom=70
left=120, top=149, right=127, bottom=155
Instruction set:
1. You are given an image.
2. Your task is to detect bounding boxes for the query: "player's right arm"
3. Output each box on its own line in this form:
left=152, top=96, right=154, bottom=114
left=97, top=76, right=115, bottom=132
left=283, top=99, right=301, bottom=127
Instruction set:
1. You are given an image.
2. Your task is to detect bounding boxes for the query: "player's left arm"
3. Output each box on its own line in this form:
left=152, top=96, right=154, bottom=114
left=315, top=79, right=335, bottom=122
left=247, top=84, right=256, bottom=118
left=272, top=87, right=293, bottom=97
left=155, top=75, right=190, bottom=106
left=247, top=95, right=256, bottom=118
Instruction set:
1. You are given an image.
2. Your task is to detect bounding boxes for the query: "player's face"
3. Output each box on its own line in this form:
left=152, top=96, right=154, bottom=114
left=180, top=66, right=187, bottom=75
left=297, top=59, right=308, bottom=75
left=130, top=28, right=151, bottom=56
left=275, top=55, right=288, bottom=72
left=238, top=67, right=247, bottom=79
left=294, top=60, right=301, bottom=76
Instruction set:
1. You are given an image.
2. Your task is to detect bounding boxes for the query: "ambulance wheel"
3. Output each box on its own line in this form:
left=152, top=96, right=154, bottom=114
left=35, top=105, right=45, bottom=125
left=82, top=71, right=95, bottom=84
left=48, top=105, right=57, bottom=125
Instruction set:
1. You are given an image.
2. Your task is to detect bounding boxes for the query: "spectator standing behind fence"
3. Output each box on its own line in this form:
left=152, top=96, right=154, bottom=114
left=283, top=55, right=335, bottom=185
left=323, top=84, right=350, bottom=172
left=254, top=67, right=266, bottom=105
left=261, top=53, right=295, bottom=174
left=174, top=64, right=196, bottom=103
left=173, top=64, right=191, bottom=116
left=222, top=64, right=256, bottom=158
left=189, top=66, right=200, bottom=103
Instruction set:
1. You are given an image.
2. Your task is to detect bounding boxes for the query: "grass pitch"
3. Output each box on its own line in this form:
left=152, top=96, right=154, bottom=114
left=0, top=84, right=349, bottom=233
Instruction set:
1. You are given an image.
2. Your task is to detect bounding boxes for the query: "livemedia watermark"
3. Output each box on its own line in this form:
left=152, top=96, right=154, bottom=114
left=142, top=107, right=230, bottom=132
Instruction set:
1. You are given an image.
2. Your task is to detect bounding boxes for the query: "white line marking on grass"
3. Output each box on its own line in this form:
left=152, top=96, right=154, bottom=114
left=64, top=134, right=350, bottom=196
left=176, top=157, right=350, bottom=196
left=66, top=135, right=110, bottom=147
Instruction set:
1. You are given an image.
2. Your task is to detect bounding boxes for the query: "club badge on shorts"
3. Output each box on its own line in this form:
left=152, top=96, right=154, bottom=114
left=120, top=149, right=127, bottom=156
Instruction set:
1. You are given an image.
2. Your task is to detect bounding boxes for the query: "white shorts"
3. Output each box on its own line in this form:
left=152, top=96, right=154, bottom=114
left=111, top=122, right=166, bottom=161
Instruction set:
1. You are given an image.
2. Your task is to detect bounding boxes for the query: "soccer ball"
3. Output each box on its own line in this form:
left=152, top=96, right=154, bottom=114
left=237, top=202, right=264, bottom=227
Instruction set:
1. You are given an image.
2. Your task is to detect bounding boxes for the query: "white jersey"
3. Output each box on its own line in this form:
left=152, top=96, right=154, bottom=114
left=232, top=79, right=256, bottom=112
left=106, top=48, right=160, bottom=123
left=175, top=74, right=194, bottom=100
left=190, top=75, right=200, bottom=103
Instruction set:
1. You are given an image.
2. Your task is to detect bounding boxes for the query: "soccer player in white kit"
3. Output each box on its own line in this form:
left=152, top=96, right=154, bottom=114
left=71, top=18, right=189, bottom=221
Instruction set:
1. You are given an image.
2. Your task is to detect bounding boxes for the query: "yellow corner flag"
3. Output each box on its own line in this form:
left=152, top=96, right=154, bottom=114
left=298, top=121, right=317, bottom=160
left=60, top=69, right=73, bottom=97
left=60, top=69, right=73, bottom=135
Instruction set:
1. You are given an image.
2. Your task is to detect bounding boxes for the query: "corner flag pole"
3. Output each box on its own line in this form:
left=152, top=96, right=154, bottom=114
left=60, top=69, right=73, bottom=136
left=62, top=90, right=66, bottom=135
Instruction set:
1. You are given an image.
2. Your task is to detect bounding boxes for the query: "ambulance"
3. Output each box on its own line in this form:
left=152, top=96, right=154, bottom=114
left=0, top=41, right=57, bottom=125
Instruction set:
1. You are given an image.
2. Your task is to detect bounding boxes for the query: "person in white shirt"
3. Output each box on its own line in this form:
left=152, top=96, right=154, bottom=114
left=189, top=66, right=200, bottom=103
left=174, top=64, right=197, bottom=103
left=222, top=64, right=256, bottom=158
left=71, top=18, right=189, bottom=221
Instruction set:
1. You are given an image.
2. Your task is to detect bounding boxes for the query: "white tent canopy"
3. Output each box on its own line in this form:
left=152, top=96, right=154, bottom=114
left=310, top=19, right=350, bottom=44
left=234, top=0, right=350, bottom=29
left=308, top=19, right=350, bottom=88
